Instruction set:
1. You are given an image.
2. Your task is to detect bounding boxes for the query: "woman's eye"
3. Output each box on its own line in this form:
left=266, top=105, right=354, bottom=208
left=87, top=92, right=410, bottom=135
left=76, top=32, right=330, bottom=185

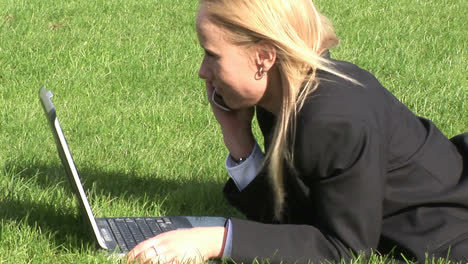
left=204, top=50, right=217, bottom=58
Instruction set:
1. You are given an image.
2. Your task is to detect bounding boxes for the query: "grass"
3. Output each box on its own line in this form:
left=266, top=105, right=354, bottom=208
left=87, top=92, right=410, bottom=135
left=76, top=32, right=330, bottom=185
left=0, top=0, right=466, bottom=263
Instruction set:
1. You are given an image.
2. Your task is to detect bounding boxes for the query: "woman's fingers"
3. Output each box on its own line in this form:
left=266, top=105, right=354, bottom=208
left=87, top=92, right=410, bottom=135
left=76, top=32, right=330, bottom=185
left=126, top=227, right=225, bottom=264
left=127, top=237, right=160, bottom=263
left=137, top=246, right=158, bottom=263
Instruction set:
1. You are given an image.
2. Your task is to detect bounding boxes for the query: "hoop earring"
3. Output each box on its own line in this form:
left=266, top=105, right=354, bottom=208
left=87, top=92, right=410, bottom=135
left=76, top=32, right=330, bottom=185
left=255, top=66, right=266, bottom=80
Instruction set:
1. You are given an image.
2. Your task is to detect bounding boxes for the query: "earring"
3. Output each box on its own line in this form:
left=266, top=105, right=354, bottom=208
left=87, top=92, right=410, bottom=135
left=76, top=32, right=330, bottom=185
left=255, top=66, right=266, bottom=80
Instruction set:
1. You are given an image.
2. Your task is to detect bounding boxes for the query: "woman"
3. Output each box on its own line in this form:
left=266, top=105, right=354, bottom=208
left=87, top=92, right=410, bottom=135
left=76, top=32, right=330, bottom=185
left=128, top=0, right=468, bottom=263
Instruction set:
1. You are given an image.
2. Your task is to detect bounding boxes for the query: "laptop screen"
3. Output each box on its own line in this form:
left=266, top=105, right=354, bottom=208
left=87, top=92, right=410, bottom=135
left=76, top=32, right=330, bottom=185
left=39, top=87, right=108, bottom=249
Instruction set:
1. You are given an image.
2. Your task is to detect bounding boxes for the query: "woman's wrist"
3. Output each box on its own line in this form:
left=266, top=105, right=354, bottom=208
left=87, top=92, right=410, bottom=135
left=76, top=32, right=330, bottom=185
left=225, top=136, right=255, bottom=161
left=221, top=128, right=255, bottom=160
left=207, top=226, right=228, bottom=259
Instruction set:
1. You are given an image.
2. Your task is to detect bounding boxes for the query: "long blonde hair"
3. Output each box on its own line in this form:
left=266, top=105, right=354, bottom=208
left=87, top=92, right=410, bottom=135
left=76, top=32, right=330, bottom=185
left=201, top=0, right=349, bottom=219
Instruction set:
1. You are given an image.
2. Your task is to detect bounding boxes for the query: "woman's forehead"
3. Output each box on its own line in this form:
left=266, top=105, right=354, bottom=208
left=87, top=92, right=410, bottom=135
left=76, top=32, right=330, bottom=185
left=196, top=6, right=212, bottom=33
left=196, top=8, right=212, bottom=42
left=196, top=11, right=226, bottom=46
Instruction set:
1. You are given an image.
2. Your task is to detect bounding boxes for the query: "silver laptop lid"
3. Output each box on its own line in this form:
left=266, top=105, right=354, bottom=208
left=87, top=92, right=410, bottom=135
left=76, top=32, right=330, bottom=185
left=39, top=87, right=108, bottom=249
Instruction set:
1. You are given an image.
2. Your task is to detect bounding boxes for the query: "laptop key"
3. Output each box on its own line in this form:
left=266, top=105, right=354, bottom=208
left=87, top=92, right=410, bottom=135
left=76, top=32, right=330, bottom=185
left=126, top=218, right=145, bottom=244
left=158, top=222, right=173, bottom=232
left=146, top=218, right=162, bottom=235
left=136, top=218, right=154, bottom=240
left=107, top=219, right=128, bottom=252
left=115, top=218, right=137, bottom=250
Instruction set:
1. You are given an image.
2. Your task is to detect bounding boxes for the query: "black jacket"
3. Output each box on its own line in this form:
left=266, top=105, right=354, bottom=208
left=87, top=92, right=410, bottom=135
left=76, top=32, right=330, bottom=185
left=223, top=57, right=468, bottom=263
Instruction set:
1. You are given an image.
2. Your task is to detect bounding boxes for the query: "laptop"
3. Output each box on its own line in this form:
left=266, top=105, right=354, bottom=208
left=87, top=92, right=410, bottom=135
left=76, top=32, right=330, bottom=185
left=39, top=87, right=226, bottom=255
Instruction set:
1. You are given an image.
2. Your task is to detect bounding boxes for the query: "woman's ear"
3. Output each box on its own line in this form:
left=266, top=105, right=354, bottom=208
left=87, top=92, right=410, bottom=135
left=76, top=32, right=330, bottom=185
left=254, top=41, right=277, bottom=71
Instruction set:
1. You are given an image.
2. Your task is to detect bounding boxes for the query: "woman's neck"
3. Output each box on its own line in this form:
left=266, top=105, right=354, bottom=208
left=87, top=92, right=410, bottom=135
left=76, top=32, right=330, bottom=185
left=258, top=66, right=284, bottom=115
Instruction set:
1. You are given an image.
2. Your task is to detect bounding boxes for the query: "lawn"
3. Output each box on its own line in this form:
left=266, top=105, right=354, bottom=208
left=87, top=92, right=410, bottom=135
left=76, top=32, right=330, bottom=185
left=0, top=0, right=466, bottom=263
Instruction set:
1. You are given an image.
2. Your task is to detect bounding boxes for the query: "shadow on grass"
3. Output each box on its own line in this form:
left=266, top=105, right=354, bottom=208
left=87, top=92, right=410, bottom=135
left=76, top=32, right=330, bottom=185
left=0, top=197, right=94, bottom=251
left=4, top=159, right=232, bottom=211
left=1, top=160, right=240, bottom=253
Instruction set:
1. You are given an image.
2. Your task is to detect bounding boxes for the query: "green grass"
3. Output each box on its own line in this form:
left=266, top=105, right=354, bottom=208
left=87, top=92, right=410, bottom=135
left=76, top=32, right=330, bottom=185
left=0, top=0, right=466, bottom=263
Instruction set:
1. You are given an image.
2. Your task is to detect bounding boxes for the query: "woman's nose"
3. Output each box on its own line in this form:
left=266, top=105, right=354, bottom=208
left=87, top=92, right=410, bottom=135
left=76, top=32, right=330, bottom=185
left=198, top=57, right=209, bottom=79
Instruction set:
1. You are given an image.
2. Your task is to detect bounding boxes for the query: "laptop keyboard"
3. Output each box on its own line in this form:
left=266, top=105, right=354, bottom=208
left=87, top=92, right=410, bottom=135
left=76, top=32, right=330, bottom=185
left=107, top=217, right=174, bottom=251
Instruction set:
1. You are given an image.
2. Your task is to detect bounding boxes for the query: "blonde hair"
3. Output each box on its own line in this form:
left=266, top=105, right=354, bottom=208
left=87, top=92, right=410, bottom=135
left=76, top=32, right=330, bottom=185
left=201, top=0, right=350, bottom=219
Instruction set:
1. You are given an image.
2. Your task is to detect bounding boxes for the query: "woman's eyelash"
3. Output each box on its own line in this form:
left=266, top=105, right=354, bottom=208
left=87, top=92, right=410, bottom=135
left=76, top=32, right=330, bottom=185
left=204, top=50, right=216, bottom=58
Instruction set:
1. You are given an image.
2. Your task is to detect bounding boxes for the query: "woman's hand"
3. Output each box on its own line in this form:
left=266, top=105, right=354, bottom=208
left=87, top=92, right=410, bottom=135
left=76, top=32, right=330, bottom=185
left=206, top=83, right=255, bottom=159
left=126, top=226, right=227, bottom=264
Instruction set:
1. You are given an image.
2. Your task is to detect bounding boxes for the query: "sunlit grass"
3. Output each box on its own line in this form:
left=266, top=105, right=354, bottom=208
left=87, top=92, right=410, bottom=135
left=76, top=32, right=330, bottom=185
left=0, top=0, right=466, bottom=263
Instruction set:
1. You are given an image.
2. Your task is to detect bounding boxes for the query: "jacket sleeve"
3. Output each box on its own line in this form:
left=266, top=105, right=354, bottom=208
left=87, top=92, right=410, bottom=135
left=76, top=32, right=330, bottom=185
left=223, top=115, right=388, bottom=263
